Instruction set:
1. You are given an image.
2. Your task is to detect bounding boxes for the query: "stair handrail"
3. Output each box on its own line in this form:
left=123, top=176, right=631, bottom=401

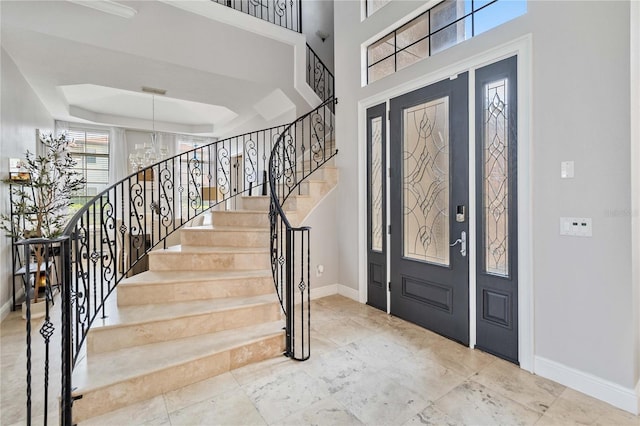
left=52, top=123, right=290, bottom=424
left=268, top=95, right=337, bottom=361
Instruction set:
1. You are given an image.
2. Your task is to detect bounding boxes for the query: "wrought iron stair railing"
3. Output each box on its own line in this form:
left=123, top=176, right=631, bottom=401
left=268, top=96, right=337, bottom=360
left=15, top=8, right=336, bottom=423
left=18, top=124, right=289, bottom=425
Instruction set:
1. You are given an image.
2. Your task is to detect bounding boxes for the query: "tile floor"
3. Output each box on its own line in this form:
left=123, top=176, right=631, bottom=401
left=1, top=294, right=639, bottom=425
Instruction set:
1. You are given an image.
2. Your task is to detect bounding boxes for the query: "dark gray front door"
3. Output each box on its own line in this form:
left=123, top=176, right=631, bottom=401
left=366, top=103, right=387, bottom=311
left=475, top=56, right=518, bottom=363
left=389, top=74, right=470, bottom=345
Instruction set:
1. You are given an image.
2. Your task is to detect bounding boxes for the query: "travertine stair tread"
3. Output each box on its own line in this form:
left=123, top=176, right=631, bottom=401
left=119, top=269, right=271, bottom=286
left=91, top=293, right=278, bottom=329
left=241, top=194, right=311, bottom=201
left=214, top=209, right=270, bottom=214
left=73, top=320, right=284, bottom=393
left=152, top=245, right=269, bottom=254
left=182, top=225, right=270, bottom=232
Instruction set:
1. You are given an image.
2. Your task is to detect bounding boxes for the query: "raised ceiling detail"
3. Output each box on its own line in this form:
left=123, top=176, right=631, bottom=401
left=67, top=0, right=138, bottom=19
left=1, top=0, right=311, bottom=137
left=61, top=84, right=238, bottom=134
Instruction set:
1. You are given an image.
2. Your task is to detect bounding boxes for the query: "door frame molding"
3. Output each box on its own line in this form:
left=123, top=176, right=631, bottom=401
left=357, top=34, right=533, bottom=371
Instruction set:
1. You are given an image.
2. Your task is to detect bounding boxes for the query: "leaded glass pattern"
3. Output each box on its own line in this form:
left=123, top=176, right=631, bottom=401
left=483, top=78, right=509, bottom=276
left=371, top=116, right=384, bottom=252
left=403, top=97, right=450, bottom=265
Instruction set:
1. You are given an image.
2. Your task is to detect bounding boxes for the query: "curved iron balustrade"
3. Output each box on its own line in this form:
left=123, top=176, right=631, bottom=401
left=60, top=125, right=287, bottom=364
left=15, top=41, right=335, bottom=426
left=268, top=96, right=338, bottom=360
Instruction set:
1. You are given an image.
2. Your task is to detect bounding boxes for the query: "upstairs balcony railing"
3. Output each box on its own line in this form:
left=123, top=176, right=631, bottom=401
left=211, top=0, right=334, bottom=106
left=307, top=44, right=334, bottom=109
left=212, top=0, right=302, bottom=33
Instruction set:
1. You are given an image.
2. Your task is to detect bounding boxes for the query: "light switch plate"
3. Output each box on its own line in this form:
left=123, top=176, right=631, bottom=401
left=561, top=161, right=575, bottom=178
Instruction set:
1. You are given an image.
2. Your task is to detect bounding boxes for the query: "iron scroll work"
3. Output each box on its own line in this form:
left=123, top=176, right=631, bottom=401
left=15, top=18, right=336, bottom=423
left=269, top=96, right=337, bottom=360
left=211, top=0, right=302, bottom=33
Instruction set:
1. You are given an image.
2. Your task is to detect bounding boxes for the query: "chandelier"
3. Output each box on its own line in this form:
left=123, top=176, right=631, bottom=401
left=129, top=88, right=169, bottom=173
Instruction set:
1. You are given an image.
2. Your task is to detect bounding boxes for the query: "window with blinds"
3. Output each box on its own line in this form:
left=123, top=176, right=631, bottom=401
left=66, top=128, right=110, bottom=206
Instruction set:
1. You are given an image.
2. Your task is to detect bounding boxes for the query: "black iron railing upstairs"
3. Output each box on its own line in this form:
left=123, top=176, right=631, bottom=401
left=210, top=0, right=334, bottom=106
left=269, top=96, right=337, bottom=360
left=212, top=0, right=302, bottom=33
left=307, top=44, right=334, bottom=108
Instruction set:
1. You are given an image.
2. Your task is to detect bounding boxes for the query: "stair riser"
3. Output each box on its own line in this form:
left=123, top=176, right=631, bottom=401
left=212, top=211, right=270, bottom=227
left=117, top=276, right=274, bottom=305
left=72, top=333, right=284, bottom=423
left=295, top=166, right=336, bottom=182
left=87, top=303, right=281, bottom=354
left=180, top=229, right=269, bottom=247
left=241, top=196, right=292, bottom=211
left=149, top=251, right=270, bottom=271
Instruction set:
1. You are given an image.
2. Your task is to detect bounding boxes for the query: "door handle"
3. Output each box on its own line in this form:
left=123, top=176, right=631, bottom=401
left=450, top=231, right=466, bottom=257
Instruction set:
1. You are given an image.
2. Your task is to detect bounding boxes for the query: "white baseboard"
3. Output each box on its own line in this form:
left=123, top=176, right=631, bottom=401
left=0, top=299, right=12, bottom=322
left=337, top=284, right=359, bottom=301
left=535, top=356, right=639, bottom=415
left=310, top=284, right=338, bottom=300
left=310, top=283, right=360, bottom=302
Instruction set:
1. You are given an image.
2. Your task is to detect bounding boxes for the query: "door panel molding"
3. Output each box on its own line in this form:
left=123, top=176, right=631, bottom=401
left=389, top=73, right=470, bottom=345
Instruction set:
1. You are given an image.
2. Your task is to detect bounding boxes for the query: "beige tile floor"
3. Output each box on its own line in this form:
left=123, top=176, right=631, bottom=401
left=2, top=294, right=639, bottom=425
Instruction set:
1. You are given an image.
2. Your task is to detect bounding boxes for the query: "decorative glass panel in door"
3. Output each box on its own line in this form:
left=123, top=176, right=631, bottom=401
left=371, top=116, right=384, bottom=252
left=367, top=103, right=387, bottom=311
left=484, top=78, right=509, bottom=277
left=402, top=97, right=450, bottom=266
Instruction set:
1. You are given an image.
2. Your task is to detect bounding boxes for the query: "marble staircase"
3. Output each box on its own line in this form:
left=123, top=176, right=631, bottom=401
left=70, top=164, right=338, bottom=423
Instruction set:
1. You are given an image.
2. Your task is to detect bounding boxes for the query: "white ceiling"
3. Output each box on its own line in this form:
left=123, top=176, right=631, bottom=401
left=0, top=0, right=307, bottom=137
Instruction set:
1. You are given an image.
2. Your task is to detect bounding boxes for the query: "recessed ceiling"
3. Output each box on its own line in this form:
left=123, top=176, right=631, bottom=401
left=61, top=84, right=238, bottom=132
left=1, top=0, right=308, bottom=137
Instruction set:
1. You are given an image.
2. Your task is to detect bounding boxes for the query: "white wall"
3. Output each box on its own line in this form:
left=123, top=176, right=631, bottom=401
left=302, top=0, right=335, bottom=73
left=0, top=48, right=54, bottom=320
left=630, top=0, right=640, bottom=396
left=530, top=0, right=633, bottom=392
left=334, top=0, right=638, bottom=412
left=303, top=186, right=339, bottom=290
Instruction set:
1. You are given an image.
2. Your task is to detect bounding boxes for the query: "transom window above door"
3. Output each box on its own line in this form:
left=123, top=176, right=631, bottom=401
left=365, top=0, right=526, bottom=84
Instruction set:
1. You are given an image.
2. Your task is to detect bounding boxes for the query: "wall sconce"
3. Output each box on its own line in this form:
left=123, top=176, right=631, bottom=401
left=316, top=30, right=330, bottom=43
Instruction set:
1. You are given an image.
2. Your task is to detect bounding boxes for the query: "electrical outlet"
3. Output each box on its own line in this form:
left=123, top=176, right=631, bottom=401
left=560, top=217, right=592, bottom=237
